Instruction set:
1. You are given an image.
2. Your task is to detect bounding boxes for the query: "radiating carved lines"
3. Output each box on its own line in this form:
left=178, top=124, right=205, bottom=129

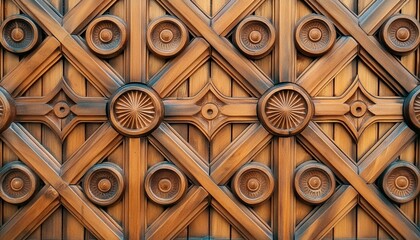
left=149, top=123, right=272, bottom=240
left=13, top=0, right=124, bottom=97
left=298, top=122, right=420, bottom=239
left=305, top=0, right=419, bottom=95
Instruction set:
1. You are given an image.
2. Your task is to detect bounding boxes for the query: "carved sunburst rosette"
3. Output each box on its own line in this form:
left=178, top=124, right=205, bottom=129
left=83, top=163, right=124, bottom=206
left=108, top=84, right=164, bottom=137
left=231, top=163, right=274, bottom=205
left=381, top=161, right=420, bottom=204
left=86, top=15, right=127, bottom=58
left=233, top=16, right=276, bottom=59
left=0, top=15, right=40, bottom=53
left=145, top=163, right=188, bottom=205
left=0, top=87, right=16, bottom=133
left=380, top=14, right=420, bottom=55
left=0, top=161, right=38, bottom=204
left=147, top=16, right=189, bottom=58
left=403, top=85, right=420, bottom=132
left=258, top=83, right=313, bottom=136
left=294, top=161, right=336, bottom=204
left=295, top=14, right=336, bottom=57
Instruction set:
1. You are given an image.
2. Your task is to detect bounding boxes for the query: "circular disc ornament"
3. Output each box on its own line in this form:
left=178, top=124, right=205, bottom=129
left=404, top=83, right=420, bottom=132
left=0, top=161, right=38, bottom=204
left=295, top=14, right=336, bottom=57
left=294, top=161, right=336, bottom=204
left=257, top=83, right=314, bottom=136
left=147, top=16, right=189, bottom=58
left=381, top=161, right=420, bottom=204
left=86, top=15, right=127, bottom=58
left=108, top=84, right=164, bottom=137
left=0, top=15, right=40, bottom=53
left=380, top=14, right=420, bottom=55
left=83, top=162, right=124, bottom=206
left=145, top=163, right=187, bottom=205
left=231, top=163, right=274, bottom=205
left=0, top=87, right=16, bottom=133
left=233, top=16, right=276, bottom=59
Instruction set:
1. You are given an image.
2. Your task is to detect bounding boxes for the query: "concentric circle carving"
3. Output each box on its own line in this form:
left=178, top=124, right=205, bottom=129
left=86, top=15, right=127, bottom=58
left=201, top=103, right=219, bottom=120
left=350, top=101, right=367, bottom=118
left=294, top=161, right=336, bottom=204
left=83, top=162, right=124, bottom=206
left=403, top=85, right=420, bottom=132
left=257, top=83, right=313, bottom=136
left=380, top=15, right=420, bottom=55
left=0, top=161, right=38, bottom=204
left=53, top=101, right=71, bottom=119
left=108, top=84, right=164, bottom=137
left=0, top=15, right=40, bottom=54
left=147, top=16, right=189, bottom=58
left=295, top=14, right=336, bottom=57
left=0, top=87, right=16, bottom=133
left=381, top=161, right=419, bottom=203
left=233, top=16, right=276, bottom=59
left=145, top=162, right=187, bottom=205
left=231, top=163, right=274, bottom=205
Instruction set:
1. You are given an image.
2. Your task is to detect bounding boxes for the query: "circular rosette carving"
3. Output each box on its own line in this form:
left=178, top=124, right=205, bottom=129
left=0, top=87, right=16, bottom=133
left=294, top=161, right=336, bottom=204
left=108, top=84, right=164, bottom=137
left=381, top=161, right=419, bottom=204
left=233, top=16, right=276, bottom=59
left=0, top=161, right=38, bottom=204
left=231, top=163, right=274, bottom=205
left=147, top=16, right=189, bottom=58
left=295, top=14, right=336, bottom=57
left=86, top=15, right=127, bottom=58
left=257, top=83, right=314, bottom=136
left=145, top=163, right=188, bottom=205
left=83, top=162, right=124, bottom=206
left=404, top=85, right=420, bottom=132
left=380, top=15, right=420, bottom=55
left=0, top=15, right=40, bottom=54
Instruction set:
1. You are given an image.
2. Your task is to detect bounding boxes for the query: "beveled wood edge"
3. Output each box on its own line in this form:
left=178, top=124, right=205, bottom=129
left=0, top=185, right=60, bottom=240
left=145, top=186, right=209, bottom=240
left=295, top=185, right=358, bottom=240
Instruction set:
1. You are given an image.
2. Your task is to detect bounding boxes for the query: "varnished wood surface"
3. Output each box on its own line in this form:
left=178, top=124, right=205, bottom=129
left=0, top=0, right=419, bottom=239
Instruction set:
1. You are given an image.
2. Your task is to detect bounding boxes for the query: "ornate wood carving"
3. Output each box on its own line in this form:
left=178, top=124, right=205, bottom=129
left=0, top=15, right=40, bottom=54
left=233, top=16, right=276, bottom=59
left=404, top=85, right=420, bottom=132
left=82, top=162, right=124, bottom=207
left=295, top=14, right=336, bottom=57
left=108, top=84, right=164, bottom=137
left=258, top=83, right=313, bottom=136
left=380, top=14, right=420, bottom=55
left=381, top=161, right=420, bottom=204
left=147, top=16, right=189, bottom=58
left=144, top=162, right=188, bottom=205
left=231, top=162, right=274, bottom=205
left=86, top=15, right=127, bottom=58
left=0, top=161, right=38, bottom=204
left=294, top=161, right=336, bottom=204
left=0, top=87, right=15, bottom=133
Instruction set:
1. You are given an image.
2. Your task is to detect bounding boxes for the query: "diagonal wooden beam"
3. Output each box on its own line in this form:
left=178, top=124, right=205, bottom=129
left=61, top=123, right=123, bottom=184
left=0, top=37, right=61, bottom=97
left=296, top=37, right=358, bottom=96
left=14, top=0, right=124, bottom=97
left=0, top=185, right=60, bottom=240
left=305, top=0, right=419, bottom=95
left=146, top=186, right=209, bottom=240
left=299, top=122, right=420, bottom=239
left=358, top=122, right=417, bottom=183
left=210, top=124, right=272, bottom=185
left=295, top=185, right=358, bottom=240
left=150, top=123, right=272, bottom=239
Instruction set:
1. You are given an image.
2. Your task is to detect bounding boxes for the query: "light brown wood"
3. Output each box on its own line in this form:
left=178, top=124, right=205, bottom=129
left=0, top=0, right=419, bottom=239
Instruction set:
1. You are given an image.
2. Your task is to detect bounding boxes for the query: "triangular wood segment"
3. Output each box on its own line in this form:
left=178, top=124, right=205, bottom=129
left=0, top=0, right=419, bottom=239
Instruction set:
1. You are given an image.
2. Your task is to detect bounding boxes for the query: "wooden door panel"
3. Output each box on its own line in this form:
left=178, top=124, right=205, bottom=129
left=0, top=0, right=419, bottom=239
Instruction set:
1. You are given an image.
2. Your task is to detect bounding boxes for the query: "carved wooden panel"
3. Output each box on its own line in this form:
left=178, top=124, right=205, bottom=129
left=0, top=0, right=419, bottom=239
